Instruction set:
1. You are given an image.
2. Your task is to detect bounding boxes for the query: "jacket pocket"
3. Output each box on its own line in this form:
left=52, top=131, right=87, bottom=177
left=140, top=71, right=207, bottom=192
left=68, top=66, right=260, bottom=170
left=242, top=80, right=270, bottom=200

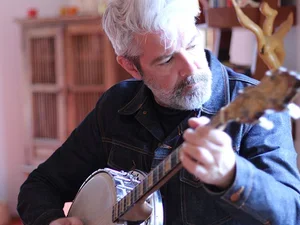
left=180, top=169, right=232, bottom=225
left=106, top=139, right=153, bottom=172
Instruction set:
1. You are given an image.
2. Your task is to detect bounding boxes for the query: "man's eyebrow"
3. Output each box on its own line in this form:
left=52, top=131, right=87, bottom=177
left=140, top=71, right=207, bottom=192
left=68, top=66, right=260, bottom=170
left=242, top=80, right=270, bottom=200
left=150, top=34, right=198, bottom=66
left=187, top=34, right=198, bottom=46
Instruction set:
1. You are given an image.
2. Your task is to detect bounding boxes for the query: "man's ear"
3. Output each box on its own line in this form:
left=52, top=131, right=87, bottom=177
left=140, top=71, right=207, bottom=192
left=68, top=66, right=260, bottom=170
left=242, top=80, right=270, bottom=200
left=117, top=56, right=142, bottom=80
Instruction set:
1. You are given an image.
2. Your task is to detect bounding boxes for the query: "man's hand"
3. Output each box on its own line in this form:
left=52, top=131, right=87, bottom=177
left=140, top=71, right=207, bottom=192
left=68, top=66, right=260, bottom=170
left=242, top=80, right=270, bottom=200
left=180, top=116, right=236, bottom=190
left=49, top=217, right=83, bottom=225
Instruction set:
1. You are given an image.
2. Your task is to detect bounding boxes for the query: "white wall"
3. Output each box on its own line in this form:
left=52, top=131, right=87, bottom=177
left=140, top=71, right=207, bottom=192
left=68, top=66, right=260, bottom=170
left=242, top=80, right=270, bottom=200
left=0, top=0, right=67, bottom=216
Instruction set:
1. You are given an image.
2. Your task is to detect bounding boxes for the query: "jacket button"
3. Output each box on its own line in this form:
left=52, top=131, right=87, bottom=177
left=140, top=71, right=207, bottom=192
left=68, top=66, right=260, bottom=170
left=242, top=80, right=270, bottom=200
left=193, top=175, right=200, bottom=182
left=230, top=186, right=244, bottom=202
left=143, top=111, right=147, bottom=115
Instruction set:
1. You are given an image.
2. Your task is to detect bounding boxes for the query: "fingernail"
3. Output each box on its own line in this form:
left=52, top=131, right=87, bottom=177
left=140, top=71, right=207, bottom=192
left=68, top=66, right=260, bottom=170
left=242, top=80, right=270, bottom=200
left=179, top=152, right=184, bottom=161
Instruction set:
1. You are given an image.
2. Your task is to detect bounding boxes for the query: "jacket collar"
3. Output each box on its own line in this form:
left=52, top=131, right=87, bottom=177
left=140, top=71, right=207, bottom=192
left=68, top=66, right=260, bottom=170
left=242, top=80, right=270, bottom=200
left=118, top=50, right=230, bottom=116
left=202, top=50, right=230, bottom=114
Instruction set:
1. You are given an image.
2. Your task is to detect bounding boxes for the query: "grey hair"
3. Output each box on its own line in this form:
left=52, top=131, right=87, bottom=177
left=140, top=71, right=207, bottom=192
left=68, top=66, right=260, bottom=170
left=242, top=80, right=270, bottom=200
left=102, top=0, right=200, bottom=57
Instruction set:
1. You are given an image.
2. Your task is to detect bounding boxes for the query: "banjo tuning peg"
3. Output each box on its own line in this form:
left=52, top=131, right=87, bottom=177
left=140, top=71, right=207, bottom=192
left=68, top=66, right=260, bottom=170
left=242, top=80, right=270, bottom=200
left=287, top=103, right=300, bottom=120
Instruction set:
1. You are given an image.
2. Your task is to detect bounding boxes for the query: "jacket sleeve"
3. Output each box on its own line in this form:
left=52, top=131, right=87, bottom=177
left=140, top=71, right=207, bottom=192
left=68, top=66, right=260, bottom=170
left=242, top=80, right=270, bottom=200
left=205, top=111, right=300, bottom=224
left=17, top=103, right=108, bottom=225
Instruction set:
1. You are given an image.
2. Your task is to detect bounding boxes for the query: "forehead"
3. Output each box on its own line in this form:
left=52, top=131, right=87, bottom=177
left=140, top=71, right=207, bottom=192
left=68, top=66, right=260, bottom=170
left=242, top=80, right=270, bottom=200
left=136, top=24, right=199, bottom=60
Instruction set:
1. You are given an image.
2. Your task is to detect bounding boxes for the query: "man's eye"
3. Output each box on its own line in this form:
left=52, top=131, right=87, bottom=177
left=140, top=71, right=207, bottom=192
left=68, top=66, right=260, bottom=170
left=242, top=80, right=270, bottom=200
left=187, top=44, right=196, bottom=50
left=161, top=57, right=173, bottom=65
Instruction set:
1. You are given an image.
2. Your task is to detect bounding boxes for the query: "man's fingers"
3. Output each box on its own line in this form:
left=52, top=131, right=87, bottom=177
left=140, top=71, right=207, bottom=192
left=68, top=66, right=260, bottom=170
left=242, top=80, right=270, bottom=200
left=68, top=217, right=83, bottom=225
left=181, top=143, right=215, bottom=166
left=50, top=217, right=83, bottom=225
left=180, top=150, right=209, bottom=179
left=184, top=124, right=231, bottom=148
left=188, top=116, right=210, bottom=129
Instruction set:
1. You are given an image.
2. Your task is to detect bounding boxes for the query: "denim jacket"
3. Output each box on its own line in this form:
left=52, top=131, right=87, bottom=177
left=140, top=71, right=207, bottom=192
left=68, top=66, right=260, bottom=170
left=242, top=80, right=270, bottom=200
left=17, top=51, right=300, bottom=225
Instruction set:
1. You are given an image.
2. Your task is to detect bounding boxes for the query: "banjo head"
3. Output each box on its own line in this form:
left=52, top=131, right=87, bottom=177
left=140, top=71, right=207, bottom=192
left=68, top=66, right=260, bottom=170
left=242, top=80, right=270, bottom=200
left=68, top=168, right=164, bottom=225
left=68, top=170, right=117, bottom=225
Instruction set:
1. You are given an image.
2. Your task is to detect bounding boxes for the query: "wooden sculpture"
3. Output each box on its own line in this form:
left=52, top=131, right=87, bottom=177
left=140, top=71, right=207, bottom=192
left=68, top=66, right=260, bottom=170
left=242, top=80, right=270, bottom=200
left=231, top=0, right=294, bottom=70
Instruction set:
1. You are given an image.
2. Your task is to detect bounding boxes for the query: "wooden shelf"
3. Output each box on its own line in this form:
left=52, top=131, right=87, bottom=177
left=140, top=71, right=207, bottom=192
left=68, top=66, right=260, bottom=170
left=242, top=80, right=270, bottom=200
left=205, top=6, right=296, bottom=28
left=15, top=15, right=102, bottom=27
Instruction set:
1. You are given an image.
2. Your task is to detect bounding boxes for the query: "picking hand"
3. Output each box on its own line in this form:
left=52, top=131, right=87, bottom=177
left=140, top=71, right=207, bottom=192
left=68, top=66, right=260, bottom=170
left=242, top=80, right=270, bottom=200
left=49, top=217, right=83, bottom=225
left=180, top=116, right=236, bottom=189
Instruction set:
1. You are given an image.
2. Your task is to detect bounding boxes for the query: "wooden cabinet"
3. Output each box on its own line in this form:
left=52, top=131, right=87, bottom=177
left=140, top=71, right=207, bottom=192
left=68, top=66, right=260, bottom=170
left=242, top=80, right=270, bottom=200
left=16, top=16, right=130, bottom=170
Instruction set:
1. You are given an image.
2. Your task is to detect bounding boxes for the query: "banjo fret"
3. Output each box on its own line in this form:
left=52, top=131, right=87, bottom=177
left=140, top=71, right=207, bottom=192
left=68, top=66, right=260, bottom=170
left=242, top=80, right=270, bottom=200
left=114, top=146, right=182, bottom=220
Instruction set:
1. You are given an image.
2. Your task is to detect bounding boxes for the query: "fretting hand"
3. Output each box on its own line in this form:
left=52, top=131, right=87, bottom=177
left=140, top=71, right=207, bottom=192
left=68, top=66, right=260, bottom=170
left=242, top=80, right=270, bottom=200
left=49, top=217, right=83, bottom=225
left=180, top=117, right=236, bottom=190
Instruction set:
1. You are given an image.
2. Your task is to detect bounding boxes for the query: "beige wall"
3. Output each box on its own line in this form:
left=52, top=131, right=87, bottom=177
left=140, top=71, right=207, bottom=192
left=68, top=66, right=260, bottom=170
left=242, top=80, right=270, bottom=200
left=0, top=0, right=67, bottom=216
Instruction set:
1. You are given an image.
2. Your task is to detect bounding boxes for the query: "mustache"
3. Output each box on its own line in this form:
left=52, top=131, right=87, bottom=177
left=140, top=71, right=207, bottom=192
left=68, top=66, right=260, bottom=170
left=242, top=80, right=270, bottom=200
left=177, top=70, right=211, bottom=89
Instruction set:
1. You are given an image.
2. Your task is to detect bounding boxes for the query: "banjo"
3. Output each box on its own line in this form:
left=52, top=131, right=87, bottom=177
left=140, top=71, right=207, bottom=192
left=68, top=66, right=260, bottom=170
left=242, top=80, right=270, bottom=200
left=68, top=67, right=300, bottom=225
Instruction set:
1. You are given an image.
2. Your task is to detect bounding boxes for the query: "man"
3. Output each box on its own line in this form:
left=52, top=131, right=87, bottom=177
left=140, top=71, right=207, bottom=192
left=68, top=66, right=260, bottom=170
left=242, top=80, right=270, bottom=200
left=17, top=0, right=300, bottom=224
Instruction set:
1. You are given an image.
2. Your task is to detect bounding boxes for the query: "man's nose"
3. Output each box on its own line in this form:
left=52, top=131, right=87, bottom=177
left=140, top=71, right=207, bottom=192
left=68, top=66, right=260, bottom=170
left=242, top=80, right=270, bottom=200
left=178, top=49, right=200, bottom=77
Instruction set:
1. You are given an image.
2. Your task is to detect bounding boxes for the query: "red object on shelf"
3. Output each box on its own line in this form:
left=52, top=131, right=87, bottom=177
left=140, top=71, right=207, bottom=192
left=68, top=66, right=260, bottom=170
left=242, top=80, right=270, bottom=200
left=27, top=8, right=38, bottom=18
left=67, top=7, right=79, bottom=16
left=60, top=6, right=79, bottom=16
left=227, top=0, right=233, bottom=7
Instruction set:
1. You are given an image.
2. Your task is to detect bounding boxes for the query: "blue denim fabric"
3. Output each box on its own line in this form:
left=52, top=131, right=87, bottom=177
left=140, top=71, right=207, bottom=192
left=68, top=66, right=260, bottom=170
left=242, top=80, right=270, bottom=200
left=17, top=50, right=300, bottom=225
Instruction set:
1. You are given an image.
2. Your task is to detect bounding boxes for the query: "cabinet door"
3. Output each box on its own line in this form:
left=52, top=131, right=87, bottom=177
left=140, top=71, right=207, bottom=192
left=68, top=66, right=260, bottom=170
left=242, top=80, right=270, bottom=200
left=24, top=27, right=65, bottom=165
left=65, top=24, right=118, bottom=134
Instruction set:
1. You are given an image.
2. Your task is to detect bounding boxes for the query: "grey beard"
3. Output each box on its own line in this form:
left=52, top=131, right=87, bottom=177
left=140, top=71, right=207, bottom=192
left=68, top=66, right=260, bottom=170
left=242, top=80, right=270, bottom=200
left=144, top=70, right=212, bottom=110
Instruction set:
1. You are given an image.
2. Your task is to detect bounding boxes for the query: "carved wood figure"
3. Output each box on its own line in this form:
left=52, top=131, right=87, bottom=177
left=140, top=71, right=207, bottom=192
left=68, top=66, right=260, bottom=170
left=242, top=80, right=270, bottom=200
left=231, top=0, right=293, bottom=70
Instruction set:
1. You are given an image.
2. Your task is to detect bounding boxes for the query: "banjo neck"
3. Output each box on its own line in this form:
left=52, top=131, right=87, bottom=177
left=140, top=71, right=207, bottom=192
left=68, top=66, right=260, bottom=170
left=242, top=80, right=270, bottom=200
left=112, top=145, right=183, bottom=222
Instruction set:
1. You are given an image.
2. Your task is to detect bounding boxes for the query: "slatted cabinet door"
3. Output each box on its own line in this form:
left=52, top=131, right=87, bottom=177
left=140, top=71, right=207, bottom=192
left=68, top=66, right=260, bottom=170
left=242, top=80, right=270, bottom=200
left=17, top=16, right=131, bottom=172
left=24, top=27, right=66, bottom=165
left=65, top=24, right=118, bottom=135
